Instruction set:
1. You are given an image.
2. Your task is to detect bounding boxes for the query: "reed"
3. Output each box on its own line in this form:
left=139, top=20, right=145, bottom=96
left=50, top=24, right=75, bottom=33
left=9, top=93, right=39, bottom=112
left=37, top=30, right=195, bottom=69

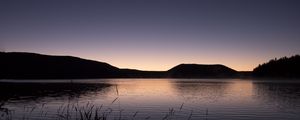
left=1, top=100, right=201, bottom=120
left=187, top=110, right=193, bottom=120
left=0, top=102, right=12, bottom=120
left=179, top=103, right=184, bottom=111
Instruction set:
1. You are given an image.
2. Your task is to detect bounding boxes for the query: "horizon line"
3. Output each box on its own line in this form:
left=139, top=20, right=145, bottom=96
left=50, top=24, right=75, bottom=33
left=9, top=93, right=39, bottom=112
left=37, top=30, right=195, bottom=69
left=0, top=51, right=268, bottom=72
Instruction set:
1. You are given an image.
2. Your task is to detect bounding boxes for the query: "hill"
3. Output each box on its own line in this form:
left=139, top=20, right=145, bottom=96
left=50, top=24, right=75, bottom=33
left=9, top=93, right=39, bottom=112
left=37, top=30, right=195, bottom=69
left=0, top=52, right=121, bottom=79
left=0, top=52, right=240, bottom=79
left=167, top=64, right=238, bottom=78
left=253, top=55, right=300, bottom=78
left=119, top=69, right=165, bottom=78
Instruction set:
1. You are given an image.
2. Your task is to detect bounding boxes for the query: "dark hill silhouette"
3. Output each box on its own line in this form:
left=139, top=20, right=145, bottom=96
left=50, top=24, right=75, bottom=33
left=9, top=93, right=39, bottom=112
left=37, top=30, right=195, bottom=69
left=119, top=69, right=165, bottom=78
left=1, top=52, right=240, bottom=79
left=167, top=64, right=238, bottom=78
left=0, top=52, right=121, bottom=79
left=253, top=55, right=300, bottom=78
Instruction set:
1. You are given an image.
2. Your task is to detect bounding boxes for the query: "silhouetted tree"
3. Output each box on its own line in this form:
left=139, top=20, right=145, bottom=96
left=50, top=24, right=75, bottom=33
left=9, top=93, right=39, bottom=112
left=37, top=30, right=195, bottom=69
left=253, top=55, right=300, bottom=78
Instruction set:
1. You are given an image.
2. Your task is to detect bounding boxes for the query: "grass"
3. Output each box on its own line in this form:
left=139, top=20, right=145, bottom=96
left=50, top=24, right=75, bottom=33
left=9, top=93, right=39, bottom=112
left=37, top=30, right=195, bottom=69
left=0, top=85, right=208, bottom=120
left=0, top=102, right=12, bottom=120
left=0, top=101, right=206, bottom=120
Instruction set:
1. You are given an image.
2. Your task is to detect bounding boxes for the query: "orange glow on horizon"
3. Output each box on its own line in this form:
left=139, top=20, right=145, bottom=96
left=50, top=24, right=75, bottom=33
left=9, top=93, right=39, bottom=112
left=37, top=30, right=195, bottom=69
left=88, top=55, right=264, bottom=71
left=34, top=50, right=283, bottom=72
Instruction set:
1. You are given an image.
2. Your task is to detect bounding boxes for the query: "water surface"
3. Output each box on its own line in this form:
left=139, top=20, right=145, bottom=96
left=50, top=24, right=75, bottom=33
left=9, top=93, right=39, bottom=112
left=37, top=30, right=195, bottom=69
left=1, top=79, right=300, bottom=120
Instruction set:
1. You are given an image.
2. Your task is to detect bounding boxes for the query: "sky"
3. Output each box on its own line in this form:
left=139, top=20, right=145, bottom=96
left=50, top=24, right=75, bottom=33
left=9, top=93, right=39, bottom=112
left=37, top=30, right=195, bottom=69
left=0, top=0, right=300, bottom=71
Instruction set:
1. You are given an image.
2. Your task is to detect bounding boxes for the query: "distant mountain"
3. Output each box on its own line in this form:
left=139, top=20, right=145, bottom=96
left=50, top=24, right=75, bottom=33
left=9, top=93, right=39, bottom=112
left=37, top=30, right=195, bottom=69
left=167, top=64, right=238, bottom=78
left=253, top=55, right=300, bottom=78
left=119, top=69, right=165, bottom=78
left=0, top=52, right=240, bottom=79
left=0, top=52, right=121, bottom=79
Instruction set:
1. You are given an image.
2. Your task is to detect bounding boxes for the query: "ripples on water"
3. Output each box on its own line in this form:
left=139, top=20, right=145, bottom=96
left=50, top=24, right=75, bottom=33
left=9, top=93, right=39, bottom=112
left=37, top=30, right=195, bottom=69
left=0, top=79, right=300, bottom=120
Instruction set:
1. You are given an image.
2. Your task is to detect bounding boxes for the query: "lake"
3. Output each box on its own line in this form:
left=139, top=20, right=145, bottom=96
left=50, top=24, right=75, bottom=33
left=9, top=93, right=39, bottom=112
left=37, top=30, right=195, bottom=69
left=0, top=79, right=300, bottom=120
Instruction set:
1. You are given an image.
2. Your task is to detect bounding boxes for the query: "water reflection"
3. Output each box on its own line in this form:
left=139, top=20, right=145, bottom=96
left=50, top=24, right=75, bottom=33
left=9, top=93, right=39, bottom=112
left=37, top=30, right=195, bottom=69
left=172, top=79, right=256, bottom=107
left=172, top=80, right=230, bottom=103
left=0, top=82, right=113, bottom=120
left=0, top=82, right=112, bottom=103
left=109, top=79, right=177, bottom=104
left=253, top=82, right=300, bottom=113
left=0, top=79, right=300, bottom=120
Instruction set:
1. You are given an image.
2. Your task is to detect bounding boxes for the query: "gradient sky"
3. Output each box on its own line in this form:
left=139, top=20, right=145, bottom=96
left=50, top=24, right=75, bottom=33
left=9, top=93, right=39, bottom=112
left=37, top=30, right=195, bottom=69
left=1, top=0, right=300, bottom=71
